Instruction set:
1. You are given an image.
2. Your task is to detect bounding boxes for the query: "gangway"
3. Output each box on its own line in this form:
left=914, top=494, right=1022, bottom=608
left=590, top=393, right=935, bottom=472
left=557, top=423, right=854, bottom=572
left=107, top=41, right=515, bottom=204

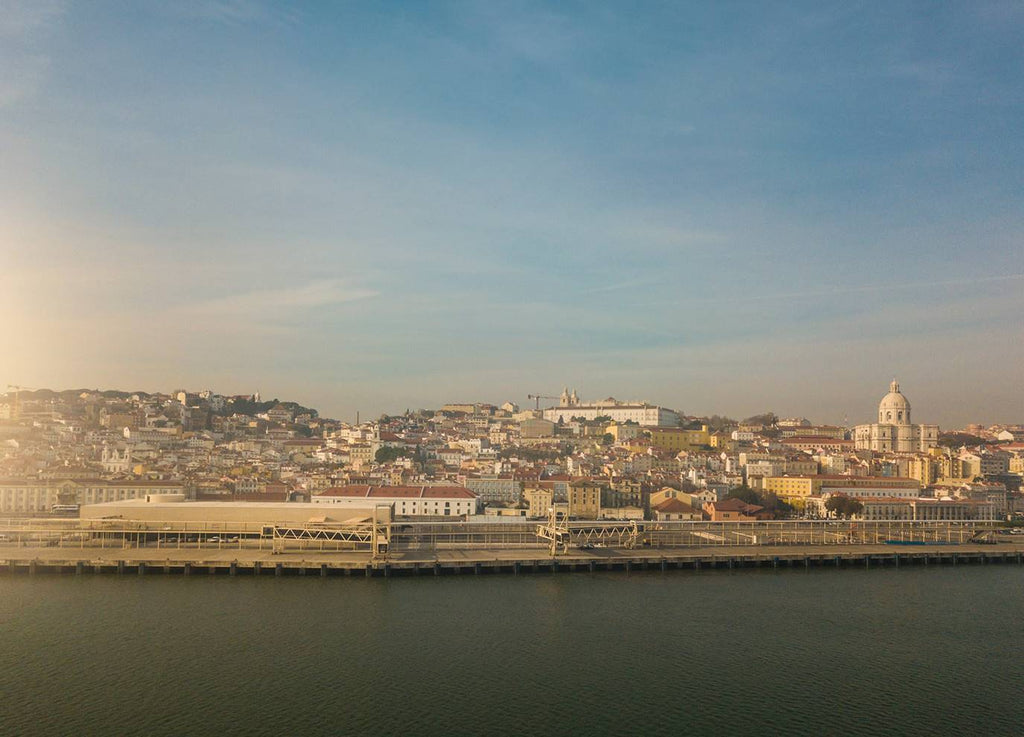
left=537, top=508, right=641, bottom=555
left=268, top=505, right=392, bottom=559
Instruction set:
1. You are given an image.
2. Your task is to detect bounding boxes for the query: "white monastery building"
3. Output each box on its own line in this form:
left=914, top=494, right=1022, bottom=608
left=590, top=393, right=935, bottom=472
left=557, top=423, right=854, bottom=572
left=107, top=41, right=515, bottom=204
left=542, top=388, right=679, bottom=427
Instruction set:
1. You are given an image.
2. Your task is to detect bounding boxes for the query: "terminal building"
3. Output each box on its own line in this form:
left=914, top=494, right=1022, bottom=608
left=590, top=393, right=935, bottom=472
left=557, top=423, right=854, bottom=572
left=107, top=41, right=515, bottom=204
left=854, top=379, right=939, bottom=453
left=80, top=495, right=387, bottom=528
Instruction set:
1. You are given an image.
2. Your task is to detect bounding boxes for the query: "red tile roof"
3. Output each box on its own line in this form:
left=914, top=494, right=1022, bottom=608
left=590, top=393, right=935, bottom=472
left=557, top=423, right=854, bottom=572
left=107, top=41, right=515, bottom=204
left=653, top=497, right=698, bottom=514
left=710, top=498, right=764, bottom=513
left=319, top=485, right=477, bottom=499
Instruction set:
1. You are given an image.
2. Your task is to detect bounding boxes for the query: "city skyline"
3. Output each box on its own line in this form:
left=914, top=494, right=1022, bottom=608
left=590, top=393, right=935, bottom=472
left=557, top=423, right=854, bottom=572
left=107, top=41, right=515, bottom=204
left=0, top=376, right=1008, bottom=430
left=2, top=2, right=1022, bottom=426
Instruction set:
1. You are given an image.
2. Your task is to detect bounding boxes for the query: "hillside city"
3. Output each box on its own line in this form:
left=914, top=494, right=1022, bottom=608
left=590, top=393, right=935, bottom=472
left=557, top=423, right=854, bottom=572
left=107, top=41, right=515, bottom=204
left=1, top=382, right=1022, bottom=523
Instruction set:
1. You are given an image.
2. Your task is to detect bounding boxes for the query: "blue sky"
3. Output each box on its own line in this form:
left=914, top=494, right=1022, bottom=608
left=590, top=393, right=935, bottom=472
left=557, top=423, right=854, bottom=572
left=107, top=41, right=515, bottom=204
left=1, top=0, right=1022, bottom=426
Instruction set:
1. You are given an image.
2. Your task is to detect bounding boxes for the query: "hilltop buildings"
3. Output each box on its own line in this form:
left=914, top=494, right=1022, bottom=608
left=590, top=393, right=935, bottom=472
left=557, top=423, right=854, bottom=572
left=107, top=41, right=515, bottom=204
left=542, top=388, right=679, bottom=427
left=0, top=382, right=1020, bottom=525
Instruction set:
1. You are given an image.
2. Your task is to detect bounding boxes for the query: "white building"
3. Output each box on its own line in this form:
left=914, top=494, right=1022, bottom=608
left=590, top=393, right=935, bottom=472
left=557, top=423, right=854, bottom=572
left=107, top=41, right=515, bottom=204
left=542, top=388, right=679, bottom=427
left=313, top=485, right=478, bottom=518
left=0, top=478, right=185, bottom=513
left=855, top=497, right=996, bottom=521
left=101, top=445, right=132, bottom=474
left=462, top=475, right=522, bottom=504
left=854, top=379, right=939, bottom=453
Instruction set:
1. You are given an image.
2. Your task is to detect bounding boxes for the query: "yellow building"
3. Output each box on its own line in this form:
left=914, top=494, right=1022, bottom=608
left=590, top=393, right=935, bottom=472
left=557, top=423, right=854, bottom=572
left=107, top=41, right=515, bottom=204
left=763, top=476, right=823, bottom=499
left=907, top=456, right=940, bottom=486
left=568, top=480, right=602, bottom=519
left=764, top=475, right=921, bottom=504
left=938, top=454, right=967, bottom=482
left=524, top=486, right=553, bottom=518
left=647, top=426, right=710, bottom=452
left=649, top=487, right=684, bottom=507
left=605, top=423, right=642, bottom=443
left=709, top=432, right=737, bottom=451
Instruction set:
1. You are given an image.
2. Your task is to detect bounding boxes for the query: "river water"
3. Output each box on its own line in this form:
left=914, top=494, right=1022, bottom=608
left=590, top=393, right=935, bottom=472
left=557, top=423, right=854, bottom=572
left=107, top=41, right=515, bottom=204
left=1, top=566, right=1022, bottom=736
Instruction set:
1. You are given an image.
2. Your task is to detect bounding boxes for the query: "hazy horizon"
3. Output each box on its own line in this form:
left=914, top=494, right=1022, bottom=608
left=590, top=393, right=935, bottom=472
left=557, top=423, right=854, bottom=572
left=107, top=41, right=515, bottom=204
left=3, top=2, right=1022, bottom=428
left=0, top=379, right=1013, bottom=430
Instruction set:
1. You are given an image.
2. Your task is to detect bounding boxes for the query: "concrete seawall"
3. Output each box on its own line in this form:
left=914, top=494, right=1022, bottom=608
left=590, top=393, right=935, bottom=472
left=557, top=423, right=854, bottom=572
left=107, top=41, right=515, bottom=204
left=3, top=543, right=1023, bottom=577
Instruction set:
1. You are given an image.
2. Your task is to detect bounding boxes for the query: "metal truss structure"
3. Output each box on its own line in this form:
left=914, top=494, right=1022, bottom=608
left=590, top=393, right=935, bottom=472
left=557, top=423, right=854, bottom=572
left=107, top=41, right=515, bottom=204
left=271, top=522, right=390, bottom=559
left=0, top=516, right=1004, bottom=561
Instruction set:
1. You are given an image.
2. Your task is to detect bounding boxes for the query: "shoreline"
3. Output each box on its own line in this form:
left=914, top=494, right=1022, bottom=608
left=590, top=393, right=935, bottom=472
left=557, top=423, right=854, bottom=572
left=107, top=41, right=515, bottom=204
left=3, top=542, right=1023, bottom=577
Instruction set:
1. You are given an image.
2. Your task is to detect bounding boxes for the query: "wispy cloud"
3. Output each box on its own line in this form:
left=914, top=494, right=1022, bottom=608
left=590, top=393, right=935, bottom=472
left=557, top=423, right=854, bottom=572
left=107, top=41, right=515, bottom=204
left=179, top=279, right=378, bottom=317
left=740, top=273, right=1024, bottom=303
left=580, top=277, right=665, bottom=295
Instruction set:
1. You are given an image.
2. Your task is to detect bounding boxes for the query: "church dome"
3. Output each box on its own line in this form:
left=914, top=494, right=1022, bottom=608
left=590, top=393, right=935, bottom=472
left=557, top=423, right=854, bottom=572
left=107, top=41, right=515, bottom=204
left=878, top=379, right=911, bottom=425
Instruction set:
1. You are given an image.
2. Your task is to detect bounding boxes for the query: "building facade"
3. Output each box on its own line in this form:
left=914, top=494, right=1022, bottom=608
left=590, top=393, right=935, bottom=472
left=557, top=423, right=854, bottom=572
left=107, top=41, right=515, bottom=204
left=542, top=389, right=679, bottom=427
left=854, top=379, right=939, bottom=453
left=567, top=480, right=603, bottom=519
left=0, top=479, right=185, bottom=514
left=313, top=485, right=478, bottom=518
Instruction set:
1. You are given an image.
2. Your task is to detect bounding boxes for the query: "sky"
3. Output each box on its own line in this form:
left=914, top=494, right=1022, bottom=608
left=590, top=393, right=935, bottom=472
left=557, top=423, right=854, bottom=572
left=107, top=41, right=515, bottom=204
left=1, top=0, right=1022, bottom=427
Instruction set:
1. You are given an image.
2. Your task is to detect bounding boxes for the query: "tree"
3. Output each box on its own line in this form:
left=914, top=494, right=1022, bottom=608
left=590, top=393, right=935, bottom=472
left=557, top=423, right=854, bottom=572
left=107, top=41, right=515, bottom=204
left=742, top=412, right=778, bottom=427
left=824, top=494, right=864, bottom=519
left=601, top=433, right=614, bottom=445
left=727, top=485, right=761, bottom=504
left=937, top=432, right=988, bottom=448
left=706, top=414, right=736, bottom=432
left=760, top=491, right=794, bottom=519
left=375, top=446, right=406, bottom=464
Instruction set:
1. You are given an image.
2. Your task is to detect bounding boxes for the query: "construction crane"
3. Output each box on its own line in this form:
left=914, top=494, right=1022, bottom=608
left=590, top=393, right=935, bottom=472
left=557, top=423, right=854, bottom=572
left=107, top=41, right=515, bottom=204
left=527, top=394, right=559, bottom=411
left=6, top=385, right=37, bottom=420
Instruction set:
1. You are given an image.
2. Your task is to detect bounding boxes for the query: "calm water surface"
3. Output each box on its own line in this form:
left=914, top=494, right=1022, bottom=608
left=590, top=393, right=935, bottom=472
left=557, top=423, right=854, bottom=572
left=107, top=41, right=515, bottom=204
left=1, top=567, right=1022, bottom=736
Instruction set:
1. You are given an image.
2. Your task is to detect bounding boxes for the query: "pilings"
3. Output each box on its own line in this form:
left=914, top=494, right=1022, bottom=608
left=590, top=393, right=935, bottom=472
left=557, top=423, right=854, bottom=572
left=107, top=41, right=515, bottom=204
left=1, top=546, right=1022, bottom=577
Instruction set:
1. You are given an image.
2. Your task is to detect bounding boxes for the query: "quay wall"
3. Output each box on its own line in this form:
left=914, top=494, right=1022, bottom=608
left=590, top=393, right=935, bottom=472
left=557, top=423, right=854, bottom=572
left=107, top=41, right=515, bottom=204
left=3, top=543, right=1024, bottom=578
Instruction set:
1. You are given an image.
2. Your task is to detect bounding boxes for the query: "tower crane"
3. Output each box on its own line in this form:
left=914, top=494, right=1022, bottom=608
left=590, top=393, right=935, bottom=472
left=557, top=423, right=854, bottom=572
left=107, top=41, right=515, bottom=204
left=527, top=394, right=559, bottom=411
left=6, top=385, right=37, bottom=420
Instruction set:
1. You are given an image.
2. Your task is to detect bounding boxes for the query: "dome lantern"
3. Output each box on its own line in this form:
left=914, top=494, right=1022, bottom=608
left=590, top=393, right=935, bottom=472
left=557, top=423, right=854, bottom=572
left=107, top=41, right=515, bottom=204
left=878, top=378, right=911, bottom=425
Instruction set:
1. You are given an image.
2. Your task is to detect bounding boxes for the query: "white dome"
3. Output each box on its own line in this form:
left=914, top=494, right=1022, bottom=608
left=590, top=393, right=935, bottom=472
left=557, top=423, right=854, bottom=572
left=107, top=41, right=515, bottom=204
left=878, top=379, right=911, bottom=425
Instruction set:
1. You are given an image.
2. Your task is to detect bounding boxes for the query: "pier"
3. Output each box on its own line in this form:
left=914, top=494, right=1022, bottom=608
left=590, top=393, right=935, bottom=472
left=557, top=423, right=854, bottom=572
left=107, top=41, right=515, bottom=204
left=3, top=542, right=1023, bottom=577
left=2, top=517, right=1021, bottom=577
